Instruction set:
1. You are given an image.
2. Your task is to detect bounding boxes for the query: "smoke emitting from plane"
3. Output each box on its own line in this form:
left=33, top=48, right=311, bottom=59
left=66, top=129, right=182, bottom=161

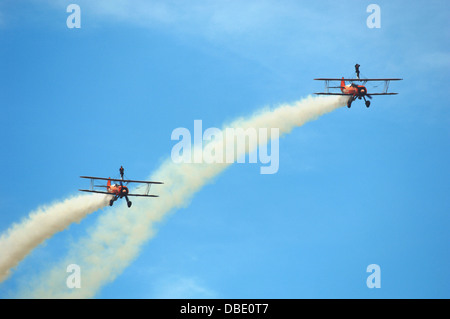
left=1, top=95, right=347, bottom=297
left=0, top=194, right=110, bottom=283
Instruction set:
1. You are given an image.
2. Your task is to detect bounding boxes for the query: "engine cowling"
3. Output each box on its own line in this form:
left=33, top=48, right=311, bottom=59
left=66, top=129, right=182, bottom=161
left=358, top=86, right=366, bottom=96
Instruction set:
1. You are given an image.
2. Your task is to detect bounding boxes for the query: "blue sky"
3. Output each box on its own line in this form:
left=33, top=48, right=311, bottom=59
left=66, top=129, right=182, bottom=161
left=0, top=0, right=449, bottom=298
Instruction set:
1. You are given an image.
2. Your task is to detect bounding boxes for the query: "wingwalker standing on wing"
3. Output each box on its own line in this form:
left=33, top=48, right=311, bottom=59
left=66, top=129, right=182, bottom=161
left=79, top=167, right=163, bottom=208
left=355, top=63, right=361, bottom=79
left=314, top=65, right=402, bottom=108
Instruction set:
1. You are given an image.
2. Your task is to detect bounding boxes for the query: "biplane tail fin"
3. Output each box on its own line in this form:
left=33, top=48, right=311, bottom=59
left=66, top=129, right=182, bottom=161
left=340, top=77, right=346, bottom=93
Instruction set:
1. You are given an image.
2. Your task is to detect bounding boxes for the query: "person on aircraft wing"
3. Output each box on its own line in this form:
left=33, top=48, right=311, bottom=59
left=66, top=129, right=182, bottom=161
left=120, top=166, right=124, bottom=179
left=355, top=64, right=360, bottom=79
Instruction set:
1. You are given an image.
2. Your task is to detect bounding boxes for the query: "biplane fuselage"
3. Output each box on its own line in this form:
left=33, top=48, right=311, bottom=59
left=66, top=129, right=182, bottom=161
left=107, top=179, right=129, bottom=198
left=340, top=78, right=367, bottom=97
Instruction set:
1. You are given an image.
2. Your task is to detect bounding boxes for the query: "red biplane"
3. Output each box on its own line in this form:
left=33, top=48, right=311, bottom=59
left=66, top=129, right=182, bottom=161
left=314, top=65, right=402, bottom=108
left=79, top=167, right=163, bottom=208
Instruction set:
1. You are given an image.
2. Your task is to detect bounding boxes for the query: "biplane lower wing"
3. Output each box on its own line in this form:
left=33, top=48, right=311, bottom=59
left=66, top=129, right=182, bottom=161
left=360, top=93, right=398, bottom=95
left=79, top=189, right=159, bottom=197
left=79, top=189, right=112, bottom=195
left=127, top=193, right=159, bottom=197
left=314, top=92, right=398, bottom=95
left=314, top=93, right=352, bottom=95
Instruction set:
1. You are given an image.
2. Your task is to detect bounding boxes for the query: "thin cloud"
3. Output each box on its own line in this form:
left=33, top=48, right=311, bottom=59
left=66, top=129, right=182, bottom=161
left=49, top=0, right=304, bottom=39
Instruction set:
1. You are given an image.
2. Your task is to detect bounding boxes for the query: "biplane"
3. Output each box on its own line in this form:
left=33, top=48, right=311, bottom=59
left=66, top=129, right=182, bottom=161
left=79, top=168, right=163, bottom=208
left=314, top=68, right=402, bottom=108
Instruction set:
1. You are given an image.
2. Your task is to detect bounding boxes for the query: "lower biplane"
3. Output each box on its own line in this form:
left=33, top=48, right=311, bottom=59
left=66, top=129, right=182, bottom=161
left=314, top=66, right=402, bottom=108
left=79, top=168, right=163, bottom=208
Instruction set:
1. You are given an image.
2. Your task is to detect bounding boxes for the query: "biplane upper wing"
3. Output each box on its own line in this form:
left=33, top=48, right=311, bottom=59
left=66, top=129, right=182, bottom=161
left=314, top=78, right=402, bottom=95
left=123, top=179, right=164, bottom=185
left=314, top=78, right=403, bottom=81
left=80, top=176, right=164, bottom=184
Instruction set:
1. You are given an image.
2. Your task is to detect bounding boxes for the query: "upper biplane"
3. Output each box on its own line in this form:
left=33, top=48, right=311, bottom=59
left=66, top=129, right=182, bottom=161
left=79, top=167, right=163, bottom=208
left=314, top=65, right=402, bottom=108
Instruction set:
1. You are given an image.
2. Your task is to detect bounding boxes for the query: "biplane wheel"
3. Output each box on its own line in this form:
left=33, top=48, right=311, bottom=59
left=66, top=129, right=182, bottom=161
left=109, top=200, right=114, bottom=206
left=127, top=201, right=132, bottom=208
left=365, top=101, right=371, bottom=108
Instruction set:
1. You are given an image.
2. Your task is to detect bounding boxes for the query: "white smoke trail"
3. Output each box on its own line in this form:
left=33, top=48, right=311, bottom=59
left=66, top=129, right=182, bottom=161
left=0, top=193, right=110, bottom=282
left=19, top=95, right=347, bottom=298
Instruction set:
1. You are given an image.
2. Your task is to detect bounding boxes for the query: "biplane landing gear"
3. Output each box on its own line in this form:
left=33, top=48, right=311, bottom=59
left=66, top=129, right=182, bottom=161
left=109, top=196, right=118, bottom=206
left=347, top=97, right=354, bottom=108
left=124, top=195, right=132, bottom=208
left=363, top=96, right=371, bottom=108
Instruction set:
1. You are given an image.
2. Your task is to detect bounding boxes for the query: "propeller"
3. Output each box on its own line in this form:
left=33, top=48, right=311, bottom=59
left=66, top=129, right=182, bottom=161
left=357, top=86, right=372, bottom=100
